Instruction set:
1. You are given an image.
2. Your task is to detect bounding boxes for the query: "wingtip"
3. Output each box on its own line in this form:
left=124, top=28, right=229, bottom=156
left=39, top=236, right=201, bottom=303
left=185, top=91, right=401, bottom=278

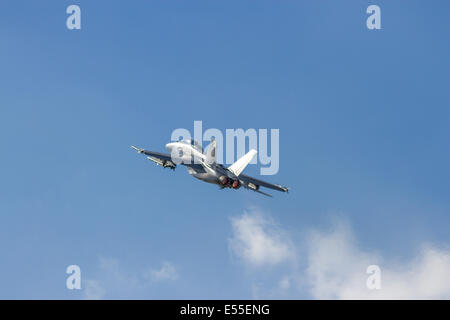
left=274, top=184, right=290, bottom=193
left=130, top=145, right=143, bottom=153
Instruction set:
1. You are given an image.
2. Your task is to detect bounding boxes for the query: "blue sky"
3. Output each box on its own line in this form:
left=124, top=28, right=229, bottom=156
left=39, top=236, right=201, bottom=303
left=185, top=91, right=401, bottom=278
left=1, top=1, right=449, bottom=299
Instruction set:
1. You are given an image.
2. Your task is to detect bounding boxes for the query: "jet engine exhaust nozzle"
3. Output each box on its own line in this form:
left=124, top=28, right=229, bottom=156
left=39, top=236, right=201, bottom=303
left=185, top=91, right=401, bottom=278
left=219, top=176, right=229, bottom=186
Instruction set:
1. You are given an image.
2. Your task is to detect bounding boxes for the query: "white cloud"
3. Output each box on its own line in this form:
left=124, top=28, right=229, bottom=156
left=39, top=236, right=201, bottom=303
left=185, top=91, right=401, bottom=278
left=230, top=210, right=450, bottom=299
left=307, top=223, right=450, bottom=299
left=305, top=221, right=380, bottom=299
left=147, top=261, right=178, bottom=282
left=229, top=211, right=295, bottom=267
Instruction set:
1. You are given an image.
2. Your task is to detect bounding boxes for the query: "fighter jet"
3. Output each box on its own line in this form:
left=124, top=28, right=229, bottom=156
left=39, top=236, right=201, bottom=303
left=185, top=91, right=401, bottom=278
left=131, top=139, right=289, bottom=197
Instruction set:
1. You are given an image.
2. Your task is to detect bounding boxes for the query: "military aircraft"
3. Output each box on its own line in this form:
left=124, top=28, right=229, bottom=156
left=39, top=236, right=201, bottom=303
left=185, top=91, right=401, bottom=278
left=131, top=139, right=289, bottom=197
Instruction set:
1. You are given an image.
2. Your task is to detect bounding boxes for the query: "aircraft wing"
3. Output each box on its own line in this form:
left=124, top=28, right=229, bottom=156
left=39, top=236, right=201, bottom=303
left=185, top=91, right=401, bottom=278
left=239, top=173, right=289, bottom=195
left=131, top=145, right=176, bottom=169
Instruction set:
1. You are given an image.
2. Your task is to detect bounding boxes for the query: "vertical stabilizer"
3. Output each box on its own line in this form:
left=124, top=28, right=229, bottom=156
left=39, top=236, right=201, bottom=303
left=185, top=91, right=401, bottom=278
left=228, top=149, right=257, bottom=177
left=204, top=140, right=217, bottom=165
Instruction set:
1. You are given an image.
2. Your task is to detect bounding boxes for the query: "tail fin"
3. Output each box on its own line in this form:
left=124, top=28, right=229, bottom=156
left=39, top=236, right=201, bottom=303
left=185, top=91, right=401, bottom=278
left=228, top=149, right=257, bottom=177
left=204, top=140, right=217, bottom=165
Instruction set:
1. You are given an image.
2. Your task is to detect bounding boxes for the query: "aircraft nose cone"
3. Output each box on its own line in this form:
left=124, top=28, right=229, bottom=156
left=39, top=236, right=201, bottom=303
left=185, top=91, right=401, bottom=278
left=165, top=143, right=173, bottom=152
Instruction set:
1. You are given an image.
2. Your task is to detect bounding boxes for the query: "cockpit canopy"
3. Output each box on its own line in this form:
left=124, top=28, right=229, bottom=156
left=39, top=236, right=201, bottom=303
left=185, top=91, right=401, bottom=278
left=180, top=138, right=204, bottom=153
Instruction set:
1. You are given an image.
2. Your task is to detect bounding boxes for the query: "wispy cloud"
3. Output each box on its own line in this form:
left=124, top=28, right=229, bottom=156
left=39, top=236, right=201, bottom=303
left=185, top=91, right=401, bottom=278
left=229, top=209, right=450, bottom=299
left=84, top=279, right=106, bottom=300
left=83, top=257, right=179, bottom=299
left=229, top=210, right=295, bottom=267
left=146, top=261, right=178, bottom=282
